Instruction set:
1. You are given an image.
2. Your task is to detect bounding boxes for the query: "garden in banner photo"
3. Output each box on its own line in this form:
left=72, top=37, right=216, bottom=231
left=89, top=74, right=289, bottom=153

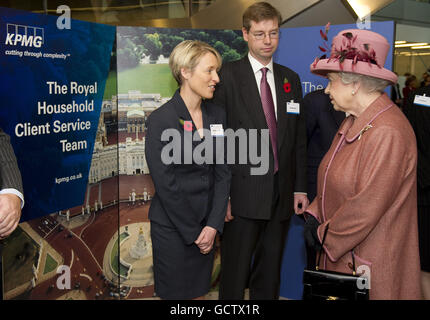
left=112, top=27, right=247, bottom=300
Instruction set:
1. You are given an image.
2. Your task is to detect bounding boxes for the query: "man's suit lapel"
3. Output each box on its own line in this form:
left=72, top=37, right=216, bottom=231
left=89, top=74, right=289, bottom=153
left=238, top=57, right=267, bottom=130
left=274, top=64, right=294, bottom=151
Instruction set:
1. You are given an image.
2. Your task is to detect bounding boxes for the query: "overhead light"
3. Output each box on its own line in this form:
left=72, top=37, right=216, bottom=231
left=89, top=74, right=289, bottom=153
left=396, top=52, right=430, bottom=56
left=411, top=45, right=430, bottom=49
left=395, top=42, right=428, bottom=48
left=345, top=0, right=395, bottom=20
left=395, top=41, right=406, bottom=44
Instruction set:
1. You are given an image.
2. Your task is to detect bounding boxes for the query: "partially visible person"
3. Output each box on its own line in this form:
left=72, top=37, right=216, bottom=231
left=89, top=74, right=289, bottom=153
left=419, top=71, right=430, bottom=88
left=304, top=89, right=345, bottom=202
left=145, top=40, right=230, bottom=300
left=403, top=75, right=417, bottom=106
left=0, top=127, right=24, bottom=300
left=303, top=29, right=421, bottom=299
left=0, top=128, right=24, bottom=240
left=390, top=72, right=403, bottom=107
left=303, top=89, right=345, bottom=269
left=423, top=73, right=430, bottom=87
left=404, top=83, right=430, bottom=300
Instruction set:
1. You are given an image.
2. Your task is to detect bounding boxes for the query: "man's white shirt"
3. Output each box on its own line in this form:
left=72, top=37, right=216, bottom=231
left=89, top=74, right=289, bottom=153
left=248, top=53, right=278, bottom=119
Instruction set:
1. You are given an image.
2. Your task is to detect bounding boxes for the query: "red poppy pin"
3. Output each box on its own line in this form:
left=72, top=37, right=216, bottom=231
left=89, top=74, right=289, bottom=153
left=184, top=121, right=193, bottom=132
left=179, top=119, right=193, bottom=132
left=283, top=78, right=291, bottom=93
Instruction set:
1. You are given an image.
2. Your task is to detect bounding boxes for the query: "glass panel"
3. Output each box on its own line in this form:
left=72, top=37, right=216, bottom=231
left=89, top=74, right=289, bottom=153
left=0, top=0, right=218, bottom=25
left=191, top=0, right=217, bottom=15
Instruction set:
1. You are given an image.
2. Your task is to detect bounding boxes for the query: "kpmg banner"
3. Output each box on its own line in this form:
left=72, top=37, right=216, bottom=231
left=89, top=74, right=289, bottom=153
left=275, top=21, right=395, bottom=96
left=0, top=7, right=115, bottom=221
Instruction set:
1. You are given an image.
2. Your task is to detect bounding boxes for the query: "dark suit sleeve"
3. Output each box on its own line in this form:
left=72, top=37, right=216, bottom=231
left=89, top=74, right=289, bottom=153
left=293, top=74, right=307, bottom=193
left=205, top=108, right=231, bottom=234
left=404, top=88, right=430, bottom=188
left=303, top=93, right=318, bottom=145
left=0, top=128, right=23, bottom=194
left=208, top=66, right=232, bottom=232
left=145, top=115, right=201, bottom=245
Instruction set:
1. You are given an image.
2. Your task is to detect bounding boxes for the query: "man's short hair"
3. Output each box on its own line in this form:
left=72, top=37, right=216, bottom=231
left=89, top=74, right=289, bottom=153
left=243, top=2, right=282, bottom=31
left=169, top=40, right=222, bottom=86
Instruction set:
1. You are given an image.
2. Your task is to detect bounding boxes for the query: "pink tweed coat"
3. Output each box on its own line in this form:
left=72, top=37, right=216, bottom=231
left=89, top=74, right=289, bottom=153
left=306, top=93, right=421, bottom=300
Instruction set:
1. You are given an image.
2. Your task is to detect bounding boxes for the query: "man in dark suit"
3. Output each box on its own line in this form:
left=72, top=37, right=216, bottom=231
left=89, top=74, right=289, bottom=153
left=403, top=84, right=430, bottom=300
left=303, top=89, right=344, bottom=270
left=213, top=2, right=308, bottom=299
left=0, top=127, right=24, bottom=299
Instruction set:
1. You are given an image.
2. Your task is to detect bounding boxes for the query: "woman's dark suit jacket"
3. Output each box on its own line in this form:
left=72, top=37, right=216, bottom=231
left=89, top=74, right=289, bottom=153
left=145, top=90, right=231, bottom=245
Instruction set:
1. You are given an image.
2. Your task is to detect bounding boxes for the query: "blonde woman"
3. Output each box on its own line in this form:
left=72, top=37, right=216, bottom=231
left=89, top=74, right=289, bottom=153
left=145, top=41, right=230, bottom=300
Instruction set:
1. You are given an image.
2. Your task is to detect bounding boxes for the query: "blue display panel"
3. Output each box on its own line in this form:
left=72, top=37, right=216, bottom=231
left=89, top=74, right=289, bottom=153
left=0, top=7, right=115, bottom=221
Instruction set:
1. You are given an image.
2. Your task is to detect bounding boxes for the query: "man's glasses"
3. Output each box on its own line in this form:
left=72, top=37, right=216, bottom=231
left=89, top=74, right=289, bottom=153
left=250, top=30, right=279, bottom=40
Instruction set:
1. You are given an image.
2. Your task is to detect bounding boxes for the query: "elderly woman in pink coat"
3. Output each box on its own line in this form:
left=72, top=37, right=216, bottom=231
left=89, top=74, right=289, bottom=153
left=303, top=29, right=421, bottom=299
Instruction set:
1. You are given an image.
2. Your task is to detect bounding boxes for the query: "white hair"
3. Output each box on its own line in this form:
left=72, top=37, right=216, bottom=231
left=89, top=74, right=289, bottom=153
left=338, top=72, right=391, bottom=93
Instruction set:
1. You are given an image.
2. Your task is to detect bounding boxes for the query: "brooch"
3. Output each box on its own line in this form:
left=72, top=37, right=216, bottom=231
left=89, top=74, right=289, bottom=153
left=358, top=124, right=373, bottom=140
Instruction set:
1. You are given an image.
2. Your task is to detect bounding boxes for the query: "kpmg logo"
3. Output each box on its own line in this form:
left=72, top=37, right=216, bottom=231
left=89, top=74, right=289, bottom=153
left=5, top=23, right=44, bottom=48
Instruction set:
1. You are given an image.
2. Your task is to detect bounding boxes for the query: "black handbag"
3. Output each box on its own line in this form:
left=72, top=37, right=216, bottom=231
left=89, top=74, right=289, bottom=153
left=303, top=224, right=369, bottom=300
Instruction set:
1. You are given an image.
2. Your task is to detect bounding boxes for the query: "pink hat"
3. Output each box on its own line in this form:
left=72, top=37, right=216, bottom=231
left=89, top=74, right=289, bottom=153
left=310, top=29, right=398, bottom=84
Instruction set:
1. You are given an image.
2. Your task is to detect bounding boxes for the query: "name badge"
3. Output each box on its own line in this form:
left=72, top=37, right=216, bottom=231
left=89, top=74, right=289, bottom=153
left=287, top=100, right=300, bottom=114
left=210, top=124, right=224, bottom=136
left=414, top=94, right=430, bottom=107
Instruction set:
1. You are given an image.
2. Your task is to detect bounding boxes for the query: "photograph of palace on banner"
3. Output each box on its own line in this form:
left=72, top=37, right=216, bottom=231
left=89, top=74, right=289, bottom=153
left=2, top=27, right=247, bottom=300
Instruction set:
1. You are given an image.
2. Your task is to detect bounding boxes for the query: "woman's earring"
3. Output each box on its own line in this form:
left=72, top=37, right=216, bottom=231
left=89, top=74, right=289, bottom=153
left=352, top=90, right=356, bottom=95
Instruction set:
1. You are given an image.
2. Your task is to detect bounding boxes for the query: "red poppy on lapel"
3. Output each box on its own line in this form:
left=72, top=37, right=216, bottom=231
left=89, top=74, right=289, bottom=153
left=283, top=77, right=291, bottom=93
left=179, top=118, right=193, bottom=132
left=184, top=121, right=193, bottom=132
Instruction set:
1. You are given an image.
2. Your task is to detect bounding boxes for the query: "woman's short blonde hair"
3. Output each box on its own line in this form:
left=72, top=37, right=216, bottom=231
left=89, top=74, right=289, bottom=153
left=169, top=40, right=222, bottom=86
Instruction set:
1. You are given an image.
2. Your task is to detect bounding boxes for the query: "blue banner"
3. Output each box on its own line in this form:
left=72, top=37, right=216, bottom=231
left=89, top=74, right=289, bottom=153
left=0, top=7, right=115, bottom=221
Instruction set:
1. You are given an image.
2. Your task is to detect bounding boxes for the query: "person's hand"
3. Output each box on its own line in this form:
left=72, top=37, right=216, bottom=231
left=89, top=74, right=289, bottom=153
left=0, top=194, right=22, bottom=239
left=224, top=200, right=233, bottom=222
left=195, top=226, right=217, bottom=254
left=304, top=215, right=322, bottom=251
left=294, top=193, right=309, bottom=215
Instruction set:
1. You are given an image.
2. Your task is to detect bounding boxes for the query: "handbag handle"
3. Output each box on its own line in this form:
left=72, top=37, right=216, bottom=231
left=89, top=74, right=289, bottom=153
left=315, top=223, right=329, bottom=271
left=316, top=223, right=357, bottom=275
